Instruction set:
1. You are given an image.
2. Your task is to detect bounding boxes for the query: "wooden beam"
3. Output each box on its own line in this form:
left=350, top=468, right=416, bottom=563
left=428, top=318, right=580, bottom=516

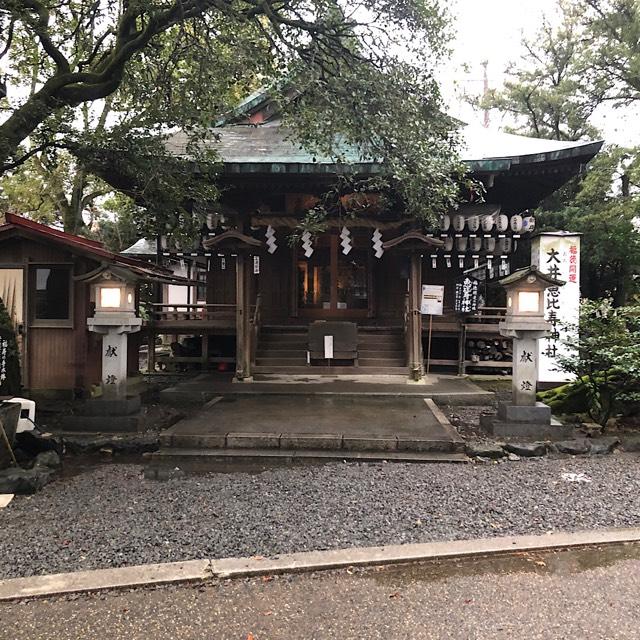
left=235, top=253, right=252, bottom=379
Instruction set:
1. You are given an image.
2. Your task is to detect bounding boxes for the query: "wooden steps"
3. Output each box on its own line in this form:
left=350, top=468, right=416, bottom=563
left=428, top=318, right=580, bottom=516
left=254, top=325, right=408, bottom=376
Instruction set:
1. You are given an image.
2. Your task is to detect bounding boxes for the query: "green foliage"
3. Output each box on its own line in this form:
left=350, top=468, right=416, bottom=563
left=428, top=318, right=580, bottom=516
left=480, top=2, right=602, bottom=141
left=554, top=299, right=640, bottom=426
left=0, top=0, right=465, bottom=241
left=480, top=0, right=640, bottom=303
left=0, top=299, right=21, bottom=396
left=581, top=0, right=640, bottom=105
left=536, top=146, right=640, bottom=303
left=92, top=194, right=141, bottom=253
left=537, top=379, right=592, bottom=415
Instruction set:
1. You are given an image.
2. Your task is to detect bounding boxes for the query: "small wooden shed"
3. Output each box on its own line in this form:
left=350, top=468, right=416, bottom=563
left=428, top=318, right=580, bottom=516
left=0, top=213, right=179, bottom=398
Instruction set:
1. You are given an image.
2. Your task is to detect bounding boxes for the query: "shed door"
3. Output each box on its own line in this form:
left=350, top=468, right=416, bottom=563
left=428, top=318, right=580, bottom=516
left=0, top=268, right=25, bottom=384
left=0, top=268, right=24, bottom=328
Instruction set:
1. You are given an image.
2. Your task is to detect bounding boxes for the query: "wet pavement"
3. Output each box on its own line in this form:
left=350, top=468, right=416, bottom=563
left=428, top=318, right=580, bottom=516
left=163, top=395, right=451, bottom=438
left=2, top=543, right=640, bottom=639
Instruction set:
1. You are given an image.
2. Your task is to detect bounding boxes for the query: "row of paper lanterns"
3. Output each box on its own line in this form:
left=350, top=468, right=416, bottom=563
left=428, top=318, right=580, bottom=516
left=441, top=213, right=535, bottom=234
left=441, top=236, right=516, bottom=253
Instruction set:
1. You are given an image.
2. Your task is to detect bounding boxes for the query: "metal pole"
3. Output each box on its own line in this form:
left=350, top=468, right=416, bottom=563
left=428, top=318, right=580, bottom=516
left=426, top=314, right=433, bottom=375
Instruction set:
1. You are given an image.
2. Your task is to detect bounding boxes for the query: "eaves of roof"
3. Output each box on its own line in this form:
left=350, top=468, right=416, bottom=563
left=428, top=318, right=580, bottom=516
left=0, top=213, right=175, bottom=280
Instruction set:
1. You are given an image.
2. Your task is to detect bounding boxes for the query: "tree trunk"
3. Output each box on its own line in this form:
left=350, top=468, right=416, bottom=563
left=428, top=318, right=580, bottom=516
left=65, top=169, right=88, bottom=234
left=0, top=88, right=60, bottom=170
left=612, top=263, right=627, bottom=307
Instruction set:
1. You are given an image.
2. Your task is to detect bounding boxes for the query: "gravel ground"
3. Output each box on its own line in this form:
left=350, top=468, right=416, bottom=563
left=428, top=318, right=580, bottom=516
left=2, top=456, right=640, bottom=579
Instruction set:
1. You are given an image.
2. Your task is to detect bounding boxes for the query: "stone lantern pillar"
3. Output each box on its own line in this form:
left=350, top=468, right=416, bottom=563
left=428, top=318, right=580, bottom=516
left=86, top=271, right=142, bottom=400
left=480, top=266, right=572, bottom=439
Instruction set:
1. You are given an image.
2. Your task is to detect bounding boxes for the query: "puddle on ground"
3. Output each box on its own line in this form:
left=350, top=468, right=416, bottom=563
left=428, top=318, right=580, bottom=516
left=148, top=458, right=336, bottom=477
left=365, top=543, right=640, bottom=586
left=58, top=454, right=146, bottom=479
left=55, top=454, right=345, bottom=482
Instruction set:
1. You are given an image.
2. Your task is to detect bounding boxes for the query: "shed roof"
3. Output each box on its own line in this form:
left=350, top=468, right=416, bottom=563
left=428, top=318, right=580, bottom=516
left=0, top=214, right=183, bottom=283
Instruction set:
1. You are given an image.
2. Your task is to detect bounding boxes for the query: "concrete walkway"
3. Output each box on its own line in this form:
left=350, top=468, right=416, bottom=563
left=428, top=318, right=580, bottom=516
left=3, top=534, right=640, bottom=639
left=159, top=373, right=494, bottom=405
left=155, top=395, right=465, bottom=460
left=3, top=528, right=640, bottom=601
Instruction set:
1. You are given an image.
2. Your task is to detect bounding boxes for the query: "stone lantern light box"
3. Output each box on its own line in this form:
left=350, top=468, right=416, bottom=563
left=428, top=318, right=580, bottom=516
left=501, top=268, right=560, bottom=334
left=480, top=266, right=574, bottom=439
left=84, top=267, right=142, bottom=400
left=94, top=273, right=136, bottom=314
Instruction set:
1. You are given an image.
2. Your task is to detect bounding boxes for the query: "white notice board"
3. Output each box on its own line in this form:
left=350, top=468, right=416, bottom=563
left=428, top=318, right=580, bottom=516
left=421, top=285, right=445, bottom=315
left=323, top=335, right=334, bottom=359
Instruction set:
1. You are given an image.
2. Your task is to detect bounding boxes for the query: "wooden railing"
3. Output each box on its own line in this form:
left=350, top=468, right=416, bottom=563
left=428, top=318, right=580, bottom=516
left=466, top=306, right=507, bottom=322
left=403, top=292, right=410, bottom=369
left=250, top=293, right=262, bottom=367
left=147, top=303, right=236, bottom=324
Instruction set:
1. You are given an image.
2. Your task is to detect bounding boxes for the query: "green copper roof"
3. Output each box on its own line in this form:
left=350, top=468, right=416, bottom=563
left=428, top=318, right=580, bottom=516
left=166, top=122, right=602, bottom=176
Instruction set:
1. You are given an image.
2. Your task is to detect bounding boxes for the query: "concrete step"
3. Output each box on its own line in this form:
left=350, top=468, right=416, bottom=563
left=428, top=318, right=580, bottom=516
left=252, top=365, right=408, bottom=375
left=160, top=431, right=464, bottom=453
left=150, top=448, right=469, bottom=465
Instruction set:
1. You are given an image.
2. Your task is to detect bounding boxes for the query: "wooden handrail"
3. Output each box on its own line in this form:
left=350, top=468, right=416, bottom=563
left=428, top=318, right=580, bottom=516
left=403, top=292, right=410, bottom=368
left=250, top=293, right=262, bottom=366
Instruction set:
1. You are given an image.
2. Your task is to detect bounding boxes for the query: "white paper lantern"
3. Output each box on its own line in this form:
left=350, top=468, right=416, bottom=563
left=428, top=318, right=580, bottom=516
left=484, top=237, right=496, bottom=252
left=523, top=216, right=536, bottom=232
left=510, top=214, right=523, bottom=233
left=468, top=216, right=480, bottom=232
left=453, top=214, right=466, bottom=232
left=440, top=214, right=451, bottom=231
left=481, top=215, right=495, bottom=232
left=498, top=237, right=513, bottom=253
left=471, top=237, right=482, bottom=252
left=496, top=214, right=509, bottom=232
left=456, top=236, right=468, bottom=252
left=444, top=236, right=454, bottom=252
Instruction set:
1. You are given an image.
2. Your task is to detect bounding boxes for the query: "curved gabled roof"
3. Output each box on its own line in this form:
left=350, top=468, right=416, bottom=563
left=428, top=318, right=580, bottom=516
left=166, top=121, right=602, bottom=175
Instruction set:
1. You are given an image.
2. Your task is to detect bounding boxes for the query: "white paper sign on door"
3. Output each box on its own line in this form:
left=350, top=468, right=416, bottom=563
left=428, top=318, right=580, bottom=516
left=324, top=335, right=334, bottom=359
left=421, top=285, right=445, bottom=315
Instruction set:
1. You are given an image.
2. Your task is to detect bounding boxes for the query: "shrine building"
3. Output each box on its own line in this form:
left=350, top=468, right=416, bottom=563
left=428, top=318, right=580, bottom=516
left=127, top=90, right=601, bottom=382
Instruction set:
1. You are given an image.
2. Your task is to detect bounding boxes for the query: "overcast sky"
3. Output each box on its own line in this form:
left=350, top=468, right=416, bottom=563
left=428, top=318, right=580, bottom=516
left=446, top=0, right=638, bottom=145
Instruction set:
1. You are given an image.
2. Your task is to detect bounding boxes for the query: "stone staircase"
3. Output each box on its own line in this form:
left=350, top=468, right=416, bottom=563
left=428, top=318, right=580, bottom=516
left=252, top=325, right=407, bottom=375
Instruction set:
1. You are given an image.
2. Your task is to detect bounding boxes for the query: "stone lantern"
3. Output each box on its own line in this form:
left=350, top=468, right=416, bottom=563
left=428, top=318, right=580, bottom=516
left=86, top=269, right=142, bottom=400
left=94, top=275, right=136, bottom=314
left=481, top=266, right=572, bottom=438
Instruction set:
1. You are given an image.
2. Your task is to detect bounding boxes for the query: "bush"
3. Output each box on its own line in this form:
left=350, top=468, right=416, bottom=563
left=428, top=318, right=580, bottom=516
left=555, top=299, right=640, bottom=427
left=0, top=297, right=21, bottom=396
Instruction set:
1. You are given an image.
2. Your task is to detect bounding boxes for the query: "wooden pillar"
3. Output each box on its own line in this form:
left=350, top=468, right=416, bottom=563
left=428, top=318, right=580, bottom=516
left=147, top=330, right=156, bottom=373
left=457, top=322, right=466, bottom=376
left=408, top=251, right=424, bottom=380
left=235, top=253, right=251, bottom=380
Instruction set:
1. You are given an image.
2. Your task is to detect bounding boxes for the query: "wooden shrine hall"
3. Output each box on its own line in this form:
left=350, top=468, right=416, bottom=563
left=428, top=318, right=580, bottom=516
left=121, top=90, right=602, bottom=381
